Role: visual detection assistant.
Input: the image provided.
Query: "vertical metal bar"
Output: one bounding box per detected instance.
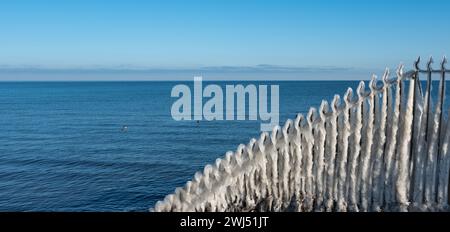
[409,71,418,202]
[436,57,447,200]
[424,57,433,142]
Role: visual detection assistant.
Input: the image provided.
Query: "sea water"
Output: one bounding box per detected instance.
[0,81,448,211]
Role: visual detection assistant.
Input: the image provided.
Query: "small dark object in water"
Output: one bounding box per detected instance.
[122,125,128,132]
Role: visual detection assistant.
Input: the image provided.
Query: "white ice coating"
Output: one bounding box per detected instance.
[370,72,388,212]
[347,84,364,212]
[383,73,401,209]
[359,79,375,212]
[395,66,415,211]
[152,59,450,212]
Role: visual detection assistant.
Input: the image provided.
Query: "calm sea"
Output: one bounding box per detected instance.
[0,81,448,211]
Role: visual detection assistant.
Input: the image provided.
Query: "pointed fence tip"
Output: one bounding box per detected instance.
[396,64,404,78]
[382,68,391,84]
[357,81,366,96]
[442,56,447,70]
[307,107,317,123]
[415,57,421,70]
[427,56,434,70]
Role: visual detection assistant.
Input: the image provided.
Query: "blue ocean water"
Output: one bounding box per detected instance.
[0,81,448,211]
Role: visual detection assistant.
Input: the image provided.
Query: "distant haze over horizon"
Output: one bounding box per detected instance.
[0,65,391,81]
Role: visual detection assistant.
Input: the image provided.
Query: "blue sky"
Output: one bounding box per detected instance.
[0,0,449,80]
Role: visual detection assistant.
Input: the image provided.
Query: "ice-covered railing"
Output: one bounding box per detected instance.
[152,57,450,212]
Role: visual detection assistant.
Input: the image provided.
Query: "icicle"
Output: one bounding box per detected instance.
[437,108,450,209]
[370,72,388,212]
[358,76,376,212]
[293,114,305,211]
[255,132,271,211]
[268,127,281,211]
[395,65,415,212]
[411,58,431,210]
[410,60,426,211]
[425,57,444,210]
[302,108,316,211]
[313,101,329,211]
[279,121,292,210]
[336,91,351,211]
[383,68,401,211]
[284,119,297,209]
[347,83,365,212]
[323,96,339,211]
[437,57,449,209]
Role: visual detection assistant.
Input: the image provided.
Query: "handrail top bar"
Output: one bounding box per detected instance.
[398,69,447,80]
[416,70,450,73]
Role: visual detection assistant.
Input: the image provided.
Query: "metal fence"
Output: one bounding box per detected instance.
[153,57,450,212]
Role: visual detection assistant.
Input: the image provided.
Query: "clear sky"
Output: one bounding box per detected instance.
[0,0,449,80]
